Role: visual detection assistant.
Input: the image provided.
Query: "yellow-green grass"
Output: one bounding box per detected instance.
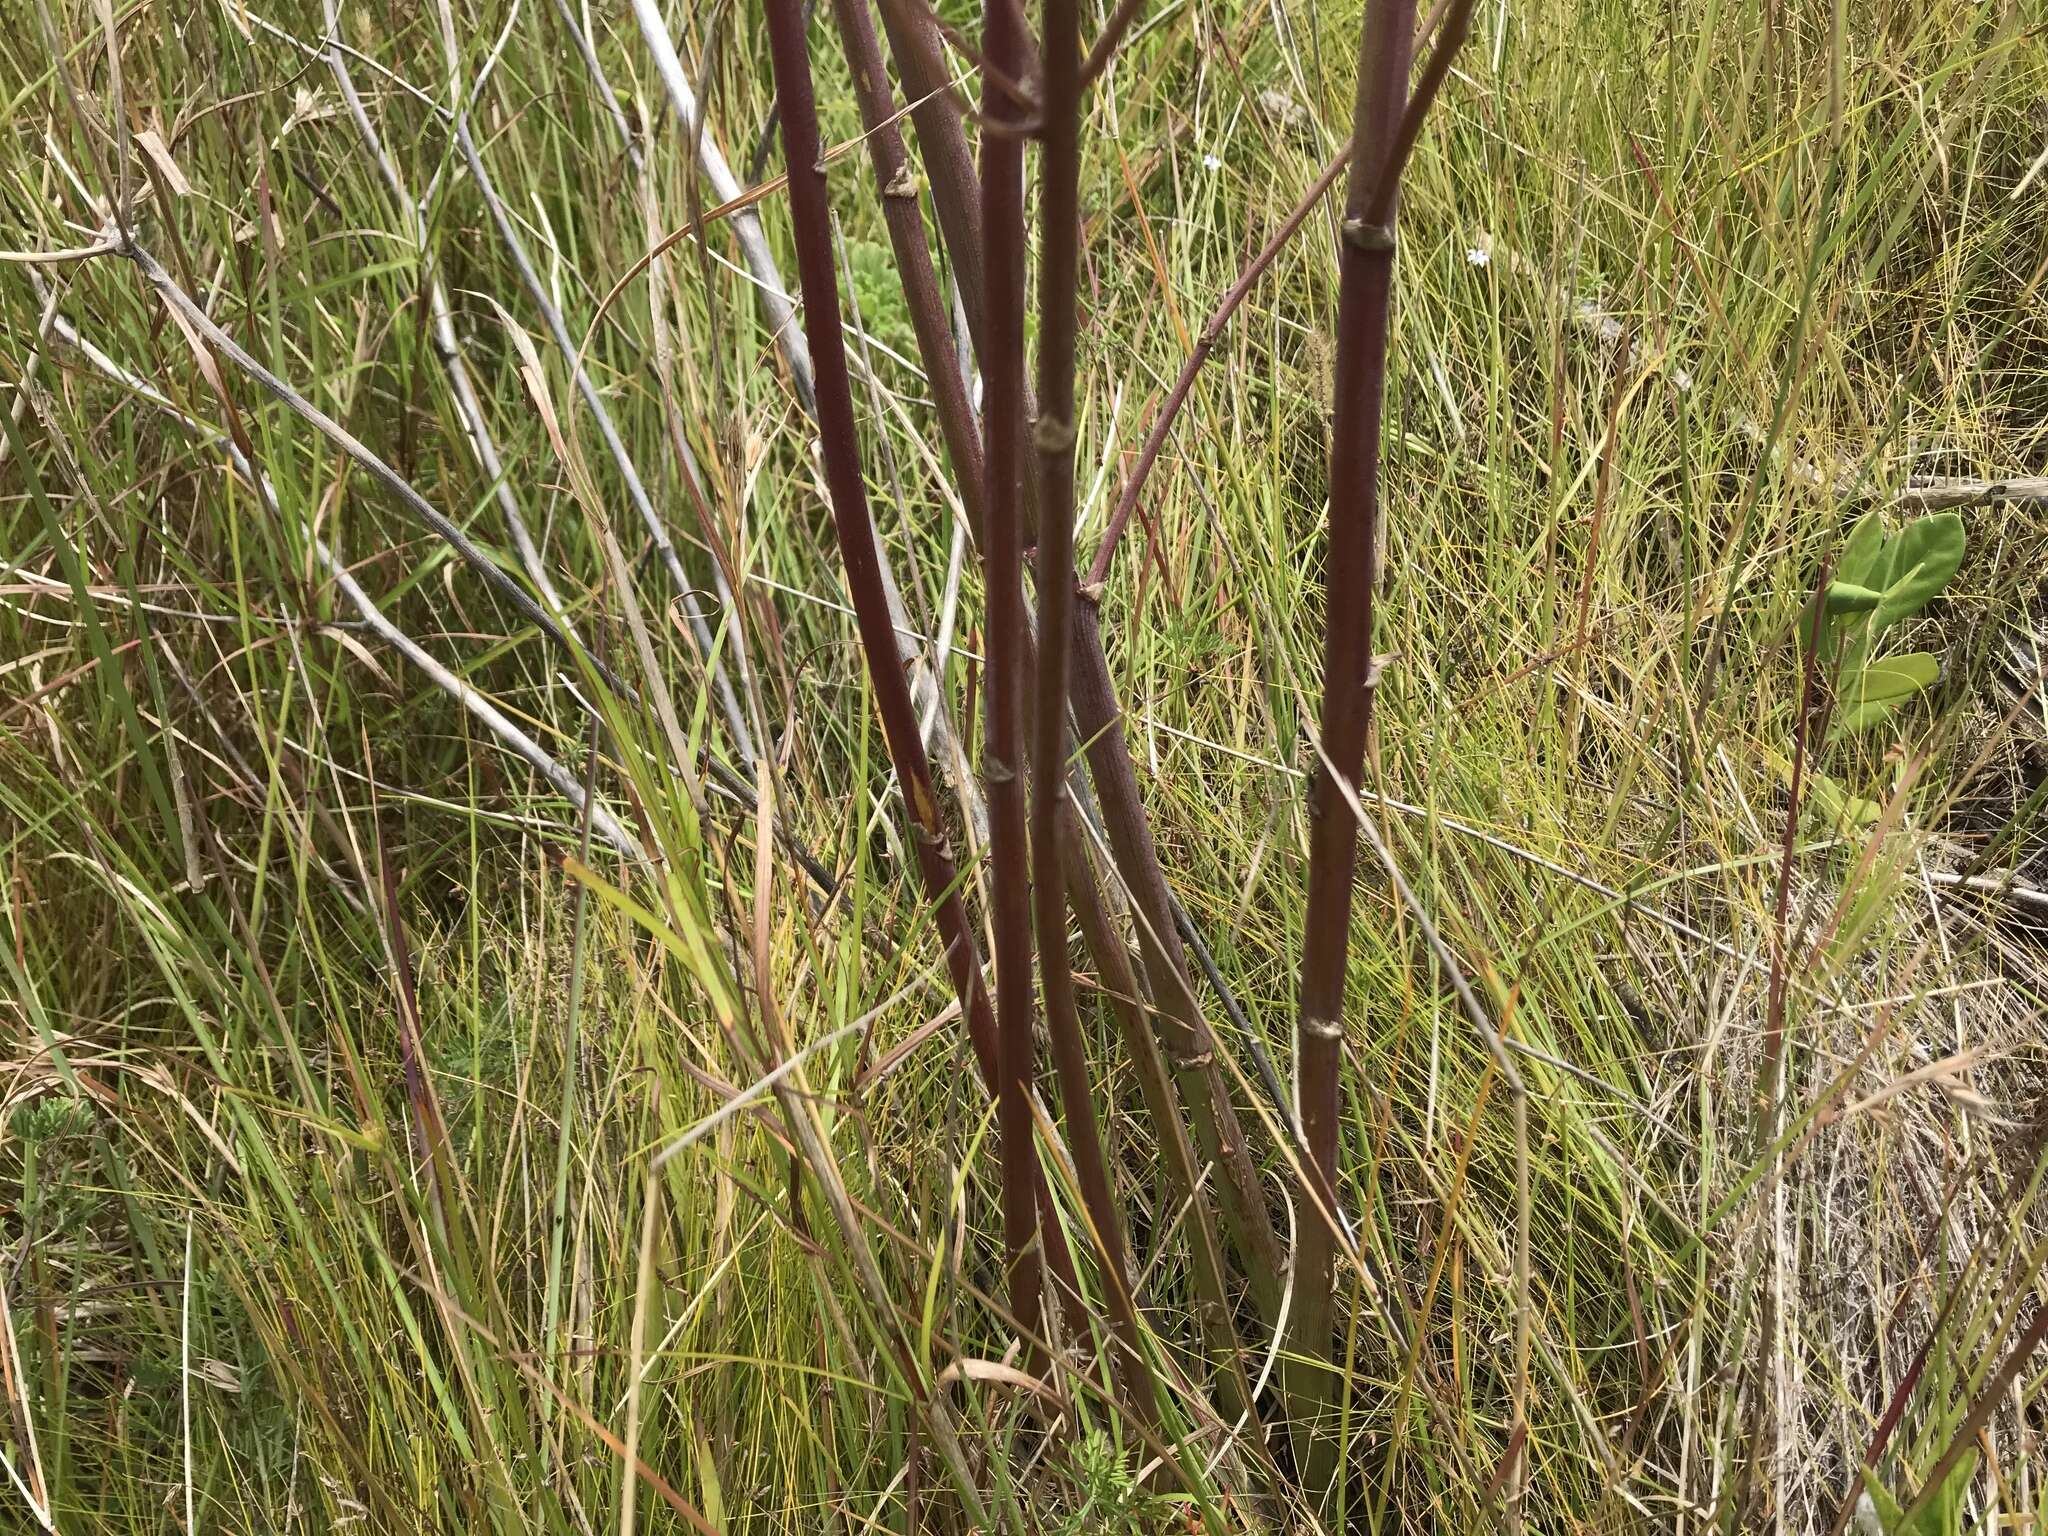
[2,0,2046,1529]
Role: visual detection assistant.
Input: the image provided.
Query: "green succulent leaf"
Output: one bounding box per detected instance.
[1853,651,1939,704]
[1835,697,1901,736]
[1858,1449,1980,1535]
[1831,652,1937,738]
[1861,1471,1908,1534]
[1825,581,1885,615]
[1838,509,1888,587]
[1807,770,1884,830]
[1876,1448,1978,1536]
[1873,513,1965,630]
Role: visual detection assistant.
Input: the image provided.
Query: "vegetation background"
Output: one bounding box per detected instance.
[2,0,2046,1529]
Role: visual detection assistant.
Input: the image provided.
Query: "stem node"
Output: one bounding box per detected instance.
[1342,217,1397,252]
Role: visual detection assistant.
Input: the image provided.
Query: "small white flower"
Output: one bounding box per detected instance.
[1202,154,1222,172]
[1465,246,1490,266]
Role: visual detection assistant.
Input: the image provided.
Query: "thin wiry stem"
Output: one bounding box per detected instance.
[1068,602,1288,1321]
[540,0,766,723]
[1085,0,1471,587]
[979,0,1045,1351]
[721,790,991,1524]
[1030,0,1152,1419]
[1079,0,1148,86]
[1084,143,1351,587]
[102,234,855,893]
[1056,808,1261,1435]
[1289,0,1423,1495]
[548,0,640,167]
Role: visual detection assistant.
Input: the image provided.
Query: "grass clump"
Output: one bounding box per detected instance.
[3,0,2047,1530]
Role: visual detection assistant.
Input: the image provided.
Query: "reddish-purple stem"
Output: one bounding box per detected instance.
[1029,0,1153,1414]
[830,0,986,535]
[874,0,989,353]
[1085,0,1472,589]
[1289,0,1419,1482]
[835,0,1249,1397]
[980,0,1044,1347]
[877,0,1287,1324]
[760,0,1087,1328]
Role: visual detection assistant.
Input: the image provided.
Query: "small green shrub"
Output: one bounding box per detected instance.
[1821,509,1966,740]
[1799,509,1967,828]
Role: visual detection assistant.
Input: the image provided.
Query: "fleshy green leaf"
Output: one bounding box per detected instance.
[1836,697,1903,735]
[1832,653,1938,738]
[1826,581,1885,614]
[1874,513,1966,630]
[1915,1448,1976,1536]
[1839,509,1888,587]
[1860,1447,1981,1535]
[1861,1471,1908,1534]
[1807,770,1884,829]
[1854,651,1939,704]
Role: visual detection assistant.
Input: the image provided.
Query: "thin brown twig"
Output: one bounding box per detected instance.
[44,306,643,858]
[1086,0,1474,587]
[1083,143,1352,588]
[119,240,624,698]
[1079,0,1148,86]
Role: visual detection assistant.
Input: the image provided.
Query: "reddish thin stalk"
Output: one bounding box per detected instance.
[831,0,986,536]
[874,0,988,353]
[1084,143,1352,587]
[1057,814,1259,1427]
[1763,570,1828,1094]
[832,0,1248,1405]
[760,0,1087,1327]
[876,0,1286,1322]
[1572,334,1634,657]
[1086,0,1472,588]
[980,0,1043,1348]
[1079,0,1147,85]
[1824,1278,1971,1536]
[1289,0,1420,1490]
[1030,0,1153,1419]
[1895,1302,2048,1531]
